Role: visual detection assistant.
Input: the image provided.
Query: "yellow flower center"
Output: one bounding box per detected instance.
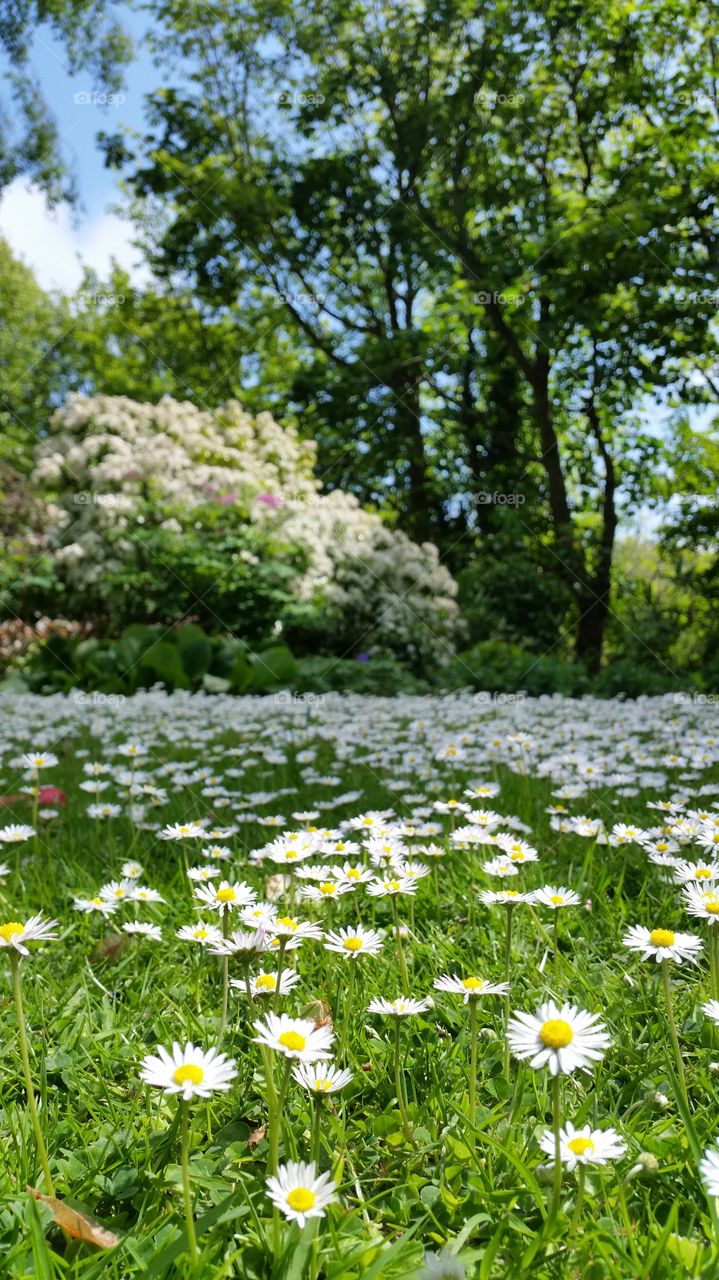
[217,887,236,902]
[697,868,712,879]
[504,890,519,897]
[540,1019,574,1049]
[279,1031,306,1052]
[173,1063,204,1085]
[286,850,297,859]
[319,882,336,895]
[462,977,484,991]
[706,901,719,914]
[649,929,675,947]
[276,916,297,931]
[255,974,276,991]
[346,869,360,880]
[0,921,24,942]
[91,897,104,906]
[387,880,401,891]
[287,1187,315,1212]
[549,895,564,904]
[194,929,208,939]
[314,1078,331,1092]
[567,1136,595,1155]
[343,937,363,951]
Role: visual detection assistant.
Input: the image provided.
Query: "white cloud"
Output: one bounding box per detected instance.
[0,180,151,293]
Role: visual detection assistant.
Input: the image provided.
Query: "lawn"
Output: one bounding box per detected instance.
[1,689,718,1278]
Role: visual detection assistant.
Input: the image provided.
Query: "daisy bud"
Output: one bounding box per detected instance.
[626,1152,659,1180]
[265,874,290,902]
[645,1089,669,1108]
[710,1062,719,1072]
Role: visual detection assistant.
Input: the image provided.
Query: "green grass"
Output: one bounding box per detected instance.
[0,692,718,1278]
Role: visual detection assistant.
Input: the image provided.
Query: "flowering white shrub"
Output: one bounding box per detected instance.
[34,395,459,664]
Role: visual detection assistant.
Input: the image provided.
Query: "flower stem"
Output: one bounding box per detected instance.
[661,959,689,1108]
[547,1073,562,1227]
[468,998,478,1147]
[552,913,560,986]
[273,940,288,1012]
[341,960,356,1056]
[710,928,719,1001]
[393,1019,416,1148]
[312,1094,323,1166]
[217,912,230,1046]
[9,952,55,1196]
[502,905,514,1080]
[569,1165,585,1236]
[391,898,409,990]
[179,1099,198,1271]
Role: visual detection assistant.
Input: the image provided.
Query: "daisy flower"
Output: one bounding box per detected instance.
[74,895,118,916]
[194,880,257,915]
[19,752,58,771]
[433,974,509,1002]
[700,1144,719,1196]
[331,862,374,886]
[0,913,58,955]
[507,1000,610,1076]
[323,925,384,959]
[683,884,719,923]
[176,922,223,947]
[265,1160,338,1227]
[133,886,165,904]
[121,861,144,879]
[539,1121,626,1170]
[367,996,433,1017]
[367,876,417,897]
[482,858,519,878]
[702,999,719,1025]
[209,927,267,957]
[0,824,36,843]
[300,880,353,902]
[673,860,719,885]
[533,885,581,910]
[622,925,703,964]
[480,888,535,905]
[99,878,137,904]
[292,1060,353,1094]
[253,1012,335,1061]
[233,970,301,998]
[123,922,162,940]
[140,1042,237,1099]
[266,915,324,942]
[161,821,205,841]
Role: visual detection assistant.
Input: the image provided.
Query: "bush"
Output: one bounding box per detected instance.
[444,639,589,696]
[19,624,297,696]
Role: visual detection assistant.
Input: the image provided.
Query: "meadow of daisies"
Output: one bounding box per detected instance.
[3,689,719,1278]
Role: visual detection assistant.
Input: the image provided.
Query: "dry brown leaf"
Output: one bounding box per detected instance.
[27,1188,120,1248]
[247,1123,268,1150]
[91,932,128,964]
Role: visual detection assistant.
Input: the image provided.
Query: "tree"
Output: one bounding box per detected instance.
[107,0,719,666]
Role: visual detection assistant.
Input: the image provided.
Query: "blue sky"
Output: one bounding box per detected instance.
[0,9,156,289]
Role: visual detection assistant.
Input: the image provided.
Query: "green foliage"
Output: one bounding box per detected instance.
[446,640,590,697]
[19,624,297,696]
[294,653,433,696]
[61,501,313,645]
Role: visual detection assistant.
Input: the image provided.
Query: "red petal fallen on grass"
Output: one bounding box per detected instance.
[38,786,67,807]
[26,1188,119,1248]
[0,786,67,809]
